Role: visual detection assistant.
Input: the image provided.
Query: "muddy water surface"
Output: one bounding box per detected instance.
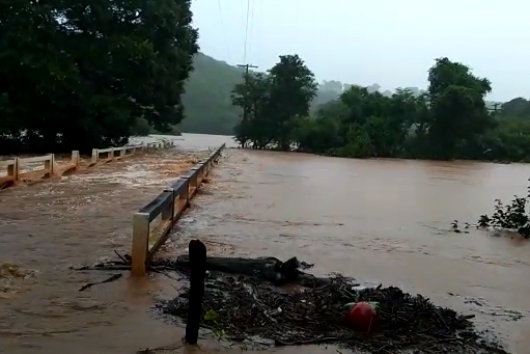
[1,133,529,354]
[174,138,530,354]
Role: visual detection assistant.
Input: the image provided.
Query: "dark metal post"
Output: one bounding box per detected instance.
[236,63,258,125]
[185,239,207,344]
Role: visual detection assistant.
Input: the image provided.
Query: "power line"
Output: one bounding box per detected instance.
[242,0,252,64]
[216,0,231,60]
[252,0,263,63]
[237,64,258,73]
[246,0,257,64]
[236,64,258,127]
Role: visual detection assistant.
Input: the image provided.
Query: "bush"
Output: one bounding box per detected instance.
[478,179,530,238]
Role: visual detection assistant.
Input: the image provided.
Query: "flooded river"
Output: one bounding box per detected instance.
[1,133,529,353]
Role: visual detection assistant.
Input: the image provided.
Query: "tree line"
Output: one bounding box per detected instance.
[0,0,198,154]
[232,55,530,162]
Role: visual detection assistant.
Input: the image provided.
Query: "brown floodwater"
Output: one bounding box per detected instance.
[1,133,530,354]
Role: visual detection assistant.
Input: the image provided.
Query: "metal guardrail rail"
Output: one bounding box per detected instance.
[130,143,226,276]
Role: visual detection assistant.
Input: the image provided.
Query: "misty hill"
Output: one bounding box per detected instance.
[179,54,500,135]
[179,53,245,135]
[179,54,353,135]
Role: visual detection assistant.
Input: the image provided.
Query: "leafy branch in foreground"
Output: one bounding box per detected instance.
[478,178,530,238]
[204,309,226,341]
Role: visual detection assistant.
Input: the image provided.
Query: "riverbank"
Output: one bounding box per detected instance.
[234,145,525,165]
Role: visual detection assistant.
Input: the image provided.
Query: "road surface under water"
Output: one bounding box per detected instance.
[1,133,529,354]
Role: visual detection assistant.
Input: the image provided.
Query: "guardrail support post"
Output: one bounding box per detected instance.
[185,239,207,345]
[91,149,98,164]
[177,177,190,213]
[162,188,175,226]
[120,149,126,158]
[188,168,197,196]
[44,154,55,177]
[109,147,114,160]
[7,158,19,181]
[131,212,150,276]
[71,150,80,167]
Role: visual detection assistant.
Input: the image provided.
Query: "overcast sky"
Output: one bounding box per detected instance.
[191,0,529,102]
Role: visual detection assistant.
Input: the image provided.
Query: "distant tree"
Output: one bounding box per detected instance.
[232,72,274,149]
[267,55,318,150]
[366,84,381,93]
[131,118,152,137]
[501,97,530,118]
[186,51,530,163]
[320,80,343,93]
[427,57,493,159]
[231,55,317,150]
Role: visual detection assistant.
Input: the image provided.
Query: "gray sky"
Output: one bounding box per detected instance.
[191,0,529,102]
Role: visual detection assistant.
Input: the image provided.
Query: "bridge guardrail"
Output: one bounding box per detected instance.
[131,143,226,276]
[89,140,172,166]
[0,139,175,189]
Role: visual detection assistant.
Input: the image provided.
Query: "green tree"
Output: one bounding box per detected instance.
[501,97,530,118]
[223,52,530,163]
[232,72,274,149]
[267,55,318,150]
[231,55,317,150]
[426,58,493,159]
[0,0,197,154]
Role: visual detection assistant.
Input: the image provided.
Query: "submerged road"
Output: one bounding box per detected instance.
[1,133,529,354]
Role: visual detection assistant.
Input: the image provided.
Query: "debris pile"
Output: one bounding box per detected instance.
[156,256,509,354]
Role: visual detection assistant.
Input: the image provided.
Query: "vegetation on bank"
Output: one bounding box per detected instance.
[477,180,530,238]
[0,0,197,154]
[2,0,530,164]
[231,55,530,162]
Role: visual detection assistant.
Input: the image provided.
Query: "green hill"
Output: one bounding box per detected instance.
[179,54,504,136]
[179,53,344,135]
[179,53,245,135]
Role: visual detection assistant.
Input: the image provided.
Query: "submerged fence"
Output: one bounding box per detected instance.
[131,143,226,276]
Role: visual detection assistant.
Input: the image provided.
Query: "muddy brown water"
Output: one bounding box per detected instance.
[1,133,530,354]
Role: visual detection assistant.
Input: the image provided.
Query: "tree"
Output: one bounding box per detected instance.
[232,72,274,149]
[320,80,343,93]
[0,0,198,154]
[231,55,317,151]
[501,97,530,119]
[221,52,530,163]
[267,55,318,150]
[427,58,493,159]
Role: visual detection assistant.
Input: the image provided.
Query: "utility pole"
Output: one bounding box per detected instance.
[487,102,502,114]
[237,63,258,75]
[236,63,258,127]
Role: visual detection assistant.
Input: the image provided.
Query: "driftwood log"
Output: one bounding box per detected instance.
[175,255,333,288]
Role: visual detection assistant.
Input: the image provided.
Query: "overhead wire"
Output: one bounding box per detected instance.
[242,0,252,64]
[216,0,231,61]
[253,0,263,64]
[246,0,257,64]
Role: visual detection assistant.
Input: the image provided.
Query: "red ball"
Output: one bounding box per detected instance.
[345,302,380,333]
